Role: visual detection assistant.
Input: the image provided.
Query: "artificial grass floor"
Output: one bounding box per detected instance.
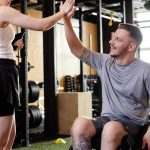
[13,137,72,150]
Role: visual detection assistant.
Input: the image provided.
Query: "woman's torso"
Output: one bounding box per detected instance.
[0,24,15,60]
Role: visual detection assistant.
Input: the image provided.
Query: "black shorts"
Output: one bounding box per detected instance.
[0,59,20,116]
[92,116,144,147]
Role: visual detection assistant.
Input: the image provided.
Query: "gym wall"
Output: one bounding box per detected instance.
[27,9,44,83]
[56,19,98,88]
[82,21,98,76]
[56,19,80,88]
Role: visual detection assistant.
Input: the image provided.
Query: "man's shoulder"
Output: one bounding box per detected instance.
[136,59,150,74]
[101,53,111,59]
[137,59,150,67]
[101,53,114,63]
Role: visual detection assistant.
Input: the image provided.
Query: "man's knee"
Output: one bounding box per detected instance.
[102,121,127,142]
[71,117,96,137]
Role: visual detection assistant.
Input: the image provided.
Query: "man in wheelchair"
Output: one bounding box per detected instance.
[63,10,150,150]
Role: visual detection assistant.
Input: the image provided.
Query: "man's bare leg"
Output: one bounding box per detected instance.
[71,117,96,150]
[101,121,127,150]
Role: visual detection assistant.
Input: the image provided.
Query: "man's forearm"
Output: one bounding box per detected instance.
[64,17,84,58]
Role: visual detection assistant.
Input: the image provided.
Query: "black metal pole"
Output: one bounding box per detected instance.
[97,0,103,53]
[78,5,84,92]
[43,0,57,137]
[124,0,133,23]
[20,0,29,146]
[120,0,126,23]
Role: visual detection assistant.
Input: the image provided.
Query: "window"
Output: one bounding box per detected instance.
[136,12,150,63]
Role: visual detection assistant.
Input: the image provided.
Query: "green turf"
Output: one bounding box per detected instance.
[13,137,72,150]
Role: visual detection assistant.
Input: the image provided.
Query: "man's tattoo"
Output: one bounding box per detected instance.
[72,135,91,150]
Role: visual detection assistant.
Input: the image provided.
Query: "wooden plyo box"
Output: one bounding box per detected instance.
[57,92,92,135]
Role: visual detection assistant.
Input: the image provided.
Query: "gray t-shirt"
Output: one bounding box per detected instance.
[80,48,150,125]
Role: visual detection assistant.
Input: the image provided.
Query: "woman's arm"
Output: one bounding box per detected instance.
[0,0,74,31]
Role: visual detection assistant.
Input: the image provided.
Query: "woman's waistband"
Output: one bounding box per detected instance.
[0,58,16,65]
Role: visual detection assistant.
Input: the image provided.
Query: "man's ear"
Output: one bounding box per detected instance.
[128,42,137,52]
